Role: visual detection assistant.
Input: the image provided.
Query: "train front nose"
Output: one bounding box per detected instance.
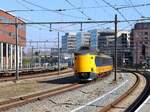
[74,55,92,73]
[74,54,96,81]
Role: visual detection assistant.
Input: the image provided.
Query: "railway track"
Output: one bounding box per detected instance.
[0,83,83,111]
[125,71,150,112]
[0,69,73,82]
[0,73,112,111]
[99,71,146,112]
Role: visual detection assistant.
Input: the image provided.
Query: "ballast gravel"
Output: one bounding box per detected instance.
[4,72,136,112]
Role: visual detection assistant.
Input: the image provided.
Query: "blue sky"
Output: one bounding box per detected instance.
[0,0,150,47]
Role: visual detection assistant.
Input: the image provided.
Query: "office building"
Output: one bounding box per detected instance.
[130,22,150,66]
[76,32,90,50]
[0,10,26,70]
[61,32,76,53]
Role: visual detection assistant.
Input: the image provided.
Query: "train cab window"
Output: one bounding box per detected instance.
[95,57,102,66]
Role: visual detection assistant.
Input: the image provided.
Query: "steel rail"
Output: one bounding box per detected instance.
[0,69,73,82]
[125,71,150,112]
[0,83,82,111]
[0,71,112,111]
[100,72,140,112]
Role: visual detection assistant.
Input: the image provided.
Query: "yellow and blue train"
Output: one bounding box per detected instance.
[74,47,113,81]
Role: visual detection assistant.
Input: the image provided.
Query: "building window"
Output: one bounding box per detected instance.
[145,32,148,35]
[140,56,143,59]
[8,32,11,36]
[145,37,148,40]
[145,41,148,44]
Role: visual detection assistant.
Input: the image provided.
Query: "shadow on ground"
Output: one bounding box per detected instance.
[38,75,80,84]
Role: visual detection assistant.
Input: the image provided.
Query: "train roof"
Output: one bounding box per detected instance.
[97,53,112,59]
[74,46,97,55]
[74,46,112,59]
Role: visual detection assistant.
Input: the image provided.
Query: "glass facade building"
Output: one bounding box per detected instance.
[76,32,90,50]
[61,32,76,53]
[89,29,115,53]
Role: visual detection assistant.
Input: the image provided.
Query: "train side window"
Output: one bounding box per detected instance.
[108,59,113,64]
[95,57,102,66]
[99,57,112,66]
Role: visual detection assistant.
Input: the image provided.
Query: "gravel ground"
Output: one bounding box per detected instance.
[0,72,75,101]
[4,72,136,112]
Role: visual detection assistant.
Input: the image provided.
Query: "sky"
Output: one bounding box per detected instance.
[0,0,150,48]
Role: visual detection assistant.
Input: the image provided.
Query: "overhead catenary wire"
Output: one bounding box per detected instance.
[0,13,88,32]
[64,0,92,20]
[91,0,113,29]
[15,0,31,10]
[15,0,66,32]
[16,15,81,33]
[10,0,150,32]
[93,0,111,17]
[11,0,149,31]
[17,16,67,32]
[16,0,118,31]
[124,0,143,17]
[20,0,86,20]
[4,1,150,27]
[65,0,111,30]
[117,2,150,10]
[6,5,132,13]
[101,0,132,26]
[0,18,150,25]
[27,40,57,43]
[15,0,94,32]
[82,23,110,30]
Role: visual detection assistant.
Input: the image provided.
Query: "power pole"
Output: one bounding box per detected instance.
[15,18,19,80]
[58,32,60,75]
[114,14,118,81]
